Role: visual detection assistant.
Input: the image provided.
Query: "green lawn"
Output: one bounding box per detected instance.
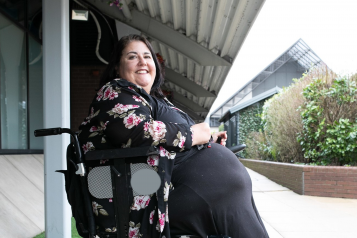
[33,217,81,238]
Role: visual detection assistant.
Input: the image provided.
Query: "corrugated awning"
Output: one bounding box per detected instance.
[79,0,265,122]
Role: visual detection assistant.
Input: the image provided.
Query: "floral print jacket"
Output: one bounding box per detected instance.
[78,79,194,238]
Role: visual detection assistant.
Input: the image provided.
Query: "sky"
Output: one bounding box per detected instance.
[208,0,357,119]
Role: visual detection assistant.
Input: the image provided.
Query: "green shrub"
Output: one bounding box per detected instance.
[238,101,264,158]
[259,68,332,162]
[245,130,274,160]
[297,74,357,165]
[255,66,357,166]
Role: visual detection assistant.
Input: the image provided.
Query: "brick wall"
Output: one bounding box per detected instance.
[240,159,304,194]
[303,166,357,199]
[240,159,357,199]
[70,65,106,130]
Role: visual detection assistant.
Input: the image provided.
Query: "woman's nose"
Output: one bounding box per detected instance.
[138,56,147,65]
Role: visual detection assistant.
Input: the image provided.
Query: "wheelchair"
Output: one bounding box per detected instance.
[35,127,245,238]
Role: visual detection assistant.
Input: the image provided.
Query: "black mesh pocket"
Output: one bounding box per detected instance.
[88,166,113,199]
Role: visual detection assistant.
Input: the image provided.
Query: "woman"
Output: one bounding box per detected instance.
[79,34,269,238]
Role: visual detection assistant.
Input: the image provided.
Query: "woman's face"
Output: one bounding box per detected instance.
[119,41,156,93]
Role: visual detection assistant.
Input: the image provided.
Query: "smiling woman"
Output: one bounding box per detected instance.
[78,34,268,238]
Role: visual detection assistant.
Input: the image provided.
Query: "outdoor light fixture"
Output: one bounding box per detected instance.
[72,9,89,21]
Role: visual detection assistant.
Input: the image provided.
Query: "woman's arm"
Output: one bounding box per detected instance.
[190,123,211,146]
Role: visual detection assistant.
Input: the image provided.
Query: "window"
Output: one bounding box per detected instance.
[0,0,43,153]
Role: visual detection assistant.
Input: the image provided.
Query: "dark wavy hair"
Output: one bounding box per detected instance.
[99,34,165,98]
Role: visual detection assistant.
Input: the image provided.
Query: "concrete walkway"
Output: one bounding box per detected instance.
[248,168,357,238]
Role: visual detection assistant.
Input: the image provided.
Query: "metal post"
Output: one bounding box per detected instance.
[43,0,71,237]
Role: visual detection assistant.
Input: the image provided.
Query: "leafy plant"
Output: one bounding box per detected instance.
[297,75,357,165]
[236,101,264,158]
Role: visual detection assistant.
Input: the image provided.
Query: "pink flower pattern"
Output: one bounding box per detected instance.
[179,136,186,148]
[132,95,142,102]
[165,205,169,223]
[82,142,95,154]
[158,210,165,232]
[163,182,170,202]
[131,195,151,211]
[123,113,143,129]
[110,103,139,115]
[128,226,140,238]
[96,86,105,101]
[89,121,108,132]
[149,210,155,224]
[159,146,176,160]
[104,87,119,100]
[147,121,167,142]
[143,122,150,132]
[147,155,159,166]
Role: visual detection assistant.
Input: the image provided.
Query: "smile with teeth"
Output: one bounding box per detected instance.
[136,70,148,74]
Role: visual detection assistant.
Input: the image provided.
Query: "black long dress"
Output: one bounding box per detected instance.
[78,79,269,238]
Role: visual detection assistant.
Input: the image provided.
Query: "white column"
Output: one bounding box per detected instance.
[42,0,71,237]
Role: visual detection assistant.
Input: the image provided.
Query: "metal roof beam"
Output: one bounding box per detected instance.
[173,93,208,112]
[126,9,231,66]
[171,100,204,121]
[165,68,216,97]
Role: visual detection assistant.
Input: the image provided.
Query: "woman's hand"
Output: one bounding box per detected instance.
[212,131,227,147]
[191,123,211,146]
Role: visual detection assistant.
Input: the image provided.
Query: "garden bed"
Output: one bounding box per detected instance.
[240,159,357,199]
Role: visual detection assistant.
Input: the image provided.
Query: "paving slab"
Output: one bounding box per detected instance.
[32,154,44,165]
[5,154,44,193]
[0,155,44,237]
[247,168,357,238]
[0,191,42,238]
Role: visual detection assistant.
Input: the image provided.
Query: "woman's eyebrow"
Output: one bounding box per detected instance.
[127,51,138,55]
[126,51,152,56]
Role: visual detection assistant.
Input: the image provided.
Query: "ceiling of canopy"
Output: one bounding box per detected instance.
[79,0,265,122]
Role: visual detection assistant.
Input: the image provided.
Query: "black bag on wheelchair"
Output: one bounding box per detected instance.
[57,143,90,237]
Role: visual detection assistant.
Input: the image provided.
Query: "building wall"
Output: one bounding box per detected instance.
[237,91,252,104]
[70,65,106,130]
[252,61,303,97]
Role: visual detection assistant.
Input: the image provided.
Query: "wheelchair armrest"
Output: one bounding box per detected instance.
[85,146,159,161]
[228,144,246,154]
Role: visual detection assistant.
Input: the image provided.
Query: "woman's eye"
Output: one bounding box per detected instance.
[145,55,152,59]
[128,55,137,60]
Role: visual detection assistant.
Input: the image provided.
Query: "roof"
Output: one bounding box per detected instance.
[211,38,324,121]
[219,86,281,122]
[77,0,266,122]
